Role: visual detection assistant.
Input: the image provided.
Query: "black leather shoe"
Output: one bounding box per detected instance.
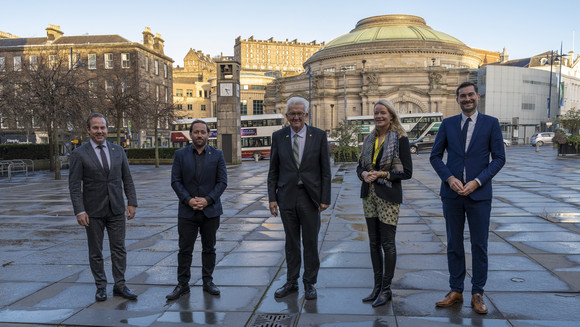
[304,283,317,300]
[113,286,138,300]
[362,286,381,302]
[95,288,107,302]
[166,284,190,300]
[274,282,298,298]
[203,282,220,296]
[372,290,392,307]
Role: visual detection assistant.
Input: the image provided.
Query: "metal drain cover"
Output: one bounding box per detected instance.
[248,313,298,327]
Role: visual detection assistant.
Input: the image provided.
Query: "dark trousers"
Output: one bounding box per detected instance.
[365,218,397,292]
[280,188,321,285]
[85,213,126,289]
[177,211,220,285]
[442,196,491,295]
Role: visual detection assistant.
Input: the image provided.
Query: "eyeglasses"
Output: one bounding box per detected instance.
[287,112,306,117]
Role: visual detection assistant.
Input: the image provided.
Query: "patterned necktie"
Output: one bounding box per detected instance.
[293,134,300,168]
[97,145,110,175]
[462,117,472,150]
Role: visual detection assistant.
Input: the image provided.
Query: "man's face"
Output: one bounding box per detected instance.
[286,103,308,132]
[87,117,108,145]
[190,122,208,148]
[456,85,480,115]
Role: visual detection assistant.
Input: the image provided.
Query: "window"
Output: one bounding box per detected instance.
[88,80,97,98]
[201,105,206,111]
[145,57,149,71]
[176,89,183,97]
[253,100,264,115]
[14,56,21,71]
[0,57,5,72]
[165,86,168,103]
[240,100,248,115]
[68,54,79,70]
[199,90,203,97]
[204,90,208,98]
[49,55,56,68]
[121,53,130,68]
[105,80,114,92]
[186,89,193,97]
[88,54,97,70]
[156,85,160,101]
[164,63,167,78]
[104,53,113,69]
[154,60,159,75]
[187,104,193,111]
[177,104,183,110]
[29,56,38,71]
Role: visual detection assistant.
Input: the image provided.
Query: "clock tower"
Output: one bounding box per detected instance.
[216,61,241,164]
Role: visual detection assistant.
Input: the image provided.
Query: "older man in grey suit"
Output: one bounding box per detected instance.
[268,97,331,300]
[69,113,138,302]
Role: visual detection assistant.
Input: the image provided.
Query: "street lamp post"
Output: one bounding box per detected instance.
[341,67,347,123]
[307,65,312,125]
[547,50,554,123]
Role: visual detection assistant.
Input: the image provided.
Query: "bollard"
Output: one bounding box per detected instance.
[535,143,540,152]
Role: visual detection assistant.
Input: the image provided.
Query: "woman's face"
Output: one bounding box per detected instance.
[374,103,392,130]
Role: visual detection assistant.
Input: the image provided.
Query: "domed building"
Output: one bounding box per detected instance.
[264,14,487,132]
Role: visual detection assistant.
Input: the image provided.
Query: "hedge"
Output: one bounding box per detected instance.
[125,147,180,159]
[0,144,50,160]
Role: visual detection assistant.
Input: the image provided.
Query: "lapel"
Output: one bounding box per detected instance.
[86,142,108,176]
[282,127,296,169]
[302,125,314,166]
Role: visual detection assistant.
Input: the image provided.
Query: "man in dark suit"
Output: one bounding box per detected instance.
[430,82,505,314]
[166,120,227,301]
[69,113,138,302]
[268,97,331,300]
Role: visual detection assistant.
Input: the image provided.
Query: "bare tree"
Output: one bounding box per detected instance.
[140,85,175,168]
[10,49,89,179]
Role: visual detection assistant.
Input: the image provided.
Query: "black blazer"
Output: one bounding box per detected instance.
[171,145,227,219]
[268,125,331,209]
[69,141,137,217]
[356,136,413,204]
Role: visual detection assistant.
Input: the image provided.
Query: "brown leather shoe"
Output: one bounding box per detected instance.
[435,291,463,307]
[471,293,488,314]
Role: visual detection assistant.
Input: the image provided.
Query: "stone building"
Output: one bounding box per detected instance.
[264,14,488,133]
[173,49,214,120]
[0,25,173,147]
[234,35,324,77]
[209,72,276,116]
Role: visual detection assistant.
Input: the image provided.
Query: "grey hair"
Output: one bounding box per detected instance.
[286,97,309,114]
[86,113,109,129]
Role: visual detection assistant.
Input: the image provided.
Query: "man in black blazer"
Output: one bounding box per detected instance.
[166,120,227,301]
[268,97,331,300]
[69,113,138,302]
[430,82,505,314]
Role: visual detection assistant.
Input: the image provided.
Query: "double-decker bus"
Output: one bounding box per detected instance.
[347,112,443,143]
[171,114,285,160]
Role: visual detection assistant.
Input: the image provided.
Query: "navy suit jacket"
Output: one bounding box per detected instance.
[430,112,505,201]
[268,125,331,209]
[171,145,227,219]
[69,141,137,217]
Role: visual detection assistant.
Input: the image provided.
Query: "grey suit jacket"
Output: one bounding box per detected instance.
[69,141,138,217]
[268,125,331,209]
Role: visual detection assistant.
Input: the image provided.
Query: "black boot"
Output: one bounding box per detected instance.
[363,218,383,302]
[372,223,397,307]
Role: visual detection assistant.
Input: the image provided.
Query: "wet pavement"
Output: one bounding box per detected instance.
[1,146,579,326]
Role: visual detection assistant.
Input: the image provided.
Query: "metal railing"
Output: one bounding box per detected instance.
[0,159,34,181]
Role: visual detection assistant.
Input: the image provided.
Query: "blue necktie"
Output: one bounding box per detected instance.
[462,117,472,150]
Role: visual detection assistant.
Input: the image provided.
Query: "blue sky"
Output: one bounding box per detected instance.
[2,0,578,66]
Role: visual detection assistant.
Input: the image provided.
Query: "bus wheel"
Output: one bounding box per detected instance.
[253,152,263,162]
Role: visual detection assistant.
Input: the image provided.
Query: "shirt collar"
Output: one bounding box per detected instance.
[462,111,479,124]
[90,139,106,149]
[290,125,307,138]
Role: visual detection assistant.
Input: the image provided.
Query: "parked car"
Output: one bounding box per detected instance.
[530,132,555,146]
[409,135,436,154]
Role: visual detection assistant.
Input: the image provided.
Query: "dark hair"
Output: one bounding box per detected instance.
[86,113,109,129]
[456,82,478,97]
[190,119,210,133]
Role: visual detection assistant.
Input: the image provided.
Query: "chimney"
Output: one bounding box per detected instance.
[153,33,164,54]
[142,27,154,48]
[46,24,63,41]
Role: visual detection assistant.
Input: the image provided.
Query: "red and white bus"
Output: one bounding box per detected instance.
[171,114,285,160]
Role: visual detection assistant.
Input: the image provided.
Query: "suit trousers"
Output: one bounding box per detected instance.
[177,211,220,285]
[280,187,321,285]
[85,212,127,289]
[442,196,491,295]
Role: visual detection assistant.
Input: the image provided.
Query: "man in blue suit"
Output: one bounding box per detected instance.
[166,120,227,300]
[430,82,505,314]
